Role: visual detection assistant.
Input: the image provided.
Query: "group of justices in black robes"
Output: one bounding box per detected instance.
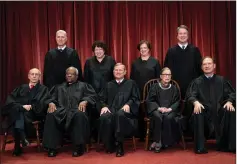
[2,64,140,158]
[2,68,52,156]
[42,26,202,142]
[3,25,235,158]
[185,56,236,154]
[97,63,140,157]
[146,67,181,153]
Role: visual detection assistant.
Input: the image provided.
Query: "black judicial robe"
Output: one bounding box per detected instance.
[164,44,202,99]
[50,81,97,129]
[98,79,140,148]
[186,75,236,150]
[99,79,140,117]
[84,55,116,94]
[146,83,181,145]
[2,83,51,129]
[43,47,83,90]
[130,56,161,98]
[146,83,180,115]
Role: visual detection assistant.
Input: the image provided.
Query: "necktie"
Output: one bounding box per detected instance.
[30,85,34,89]
[59,49,63,52]
[182,46,185,50]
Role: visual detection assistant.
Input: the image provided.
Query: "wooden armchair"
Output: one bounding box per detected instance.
[141,78,186,150]
[1,119,42,152]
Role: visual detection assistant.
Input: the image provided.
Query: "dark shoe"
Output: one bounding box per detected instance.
[72,150,84,157]
[106,148,115,154]
[195,149,208,154]
[22,139,30,147]
[154,146,161,153]
[12,147,23,156]
[116,142,124,157]
[72,145,84,157]
[106,150,114,154]
[48,149,57,157]
[106,145,115,154]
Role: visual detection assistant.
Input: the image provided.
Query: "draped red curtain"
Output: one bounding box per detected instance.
[0,1,236,103]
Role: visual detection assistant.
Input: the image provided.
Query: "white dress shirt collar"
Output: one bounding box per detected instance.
[178,43,188,49]
[116,78,124,84]
[57,45,66,50]
[204,74,214,79]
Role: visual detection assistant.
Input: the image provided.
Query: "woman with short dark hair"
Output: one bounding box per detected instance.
[84,41,116,94]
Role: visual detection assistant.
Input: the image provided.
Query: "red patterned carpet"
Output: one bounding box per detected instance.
[1,140,236,164]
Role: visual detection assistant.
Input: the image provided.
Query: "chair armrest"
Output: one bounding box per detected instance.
[32,121,40,125]
[144,117,150,122]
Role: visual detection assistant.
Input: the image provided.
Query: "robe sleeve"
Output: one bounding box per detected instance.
[146,84,160,115]
[222,79,236,105]
[185,80,199,104]
[164,49,172,68]
[49,85,59,106]
[170,86,181,113]
[30,86,52,117]
[81,83,97,107]
[110,58,116,78]
[155,60,161,78]
[125,81,140,116]
[70,50,83,81]
[83,60,90,84]
[130,63,135,80]
[2,87,25,116]
[98,84,109,110]
[194,47,203,76]
[43,52,54,89]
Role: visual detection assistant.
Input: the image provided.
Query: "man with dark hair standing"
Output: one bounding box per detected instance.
[43,30,82,90]
[164,25,202,101]
[186,56,235,154]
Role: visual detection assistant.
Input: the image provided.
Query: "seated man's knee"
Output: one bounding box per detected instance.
[100,112,112,121]
[46,113,54,120]
[115,109,125,117]
[75,111,87,119]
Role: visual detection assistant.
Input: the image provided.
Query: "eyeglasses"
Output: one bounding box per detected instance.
[161,74,172,76]
[66,73,77,76]
[29,73,40,76]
